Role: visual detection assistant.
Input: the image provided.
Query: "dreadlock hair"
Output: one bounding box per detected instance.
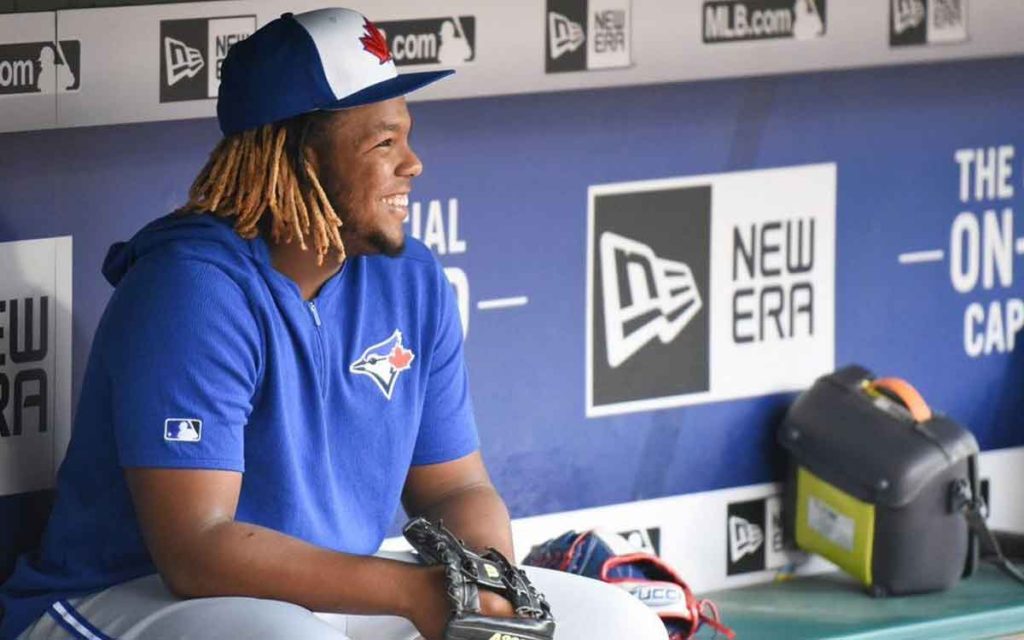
[180,113,345,265]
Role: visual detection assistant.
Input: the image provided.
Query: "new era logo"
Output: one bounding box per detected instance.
[726,498,767,575]
[164,418,202,442]
[164,37,204,86]
[892,0,926,35]
[890,0,967,46]
[600,232,703,368]
[588,185,712,413]
[159,15,255,103]
[726,495,790,575]
[548,12,585,59]
[546,0,631,73]
[728,515,764,562]
[587,165,835,417]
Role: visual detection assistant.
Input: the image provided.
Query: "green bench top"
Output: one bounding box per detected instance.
[698,564,1024,639]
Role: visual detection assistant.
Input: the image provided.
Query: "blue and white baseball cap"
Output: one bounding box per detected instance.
[217,8,453,136]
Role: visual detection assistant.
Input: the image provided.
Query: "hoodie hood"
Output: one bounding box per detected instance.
[102,213,257,287]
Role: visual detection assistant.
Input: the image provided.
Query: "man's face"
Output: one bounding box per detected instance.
[314,97,422,258]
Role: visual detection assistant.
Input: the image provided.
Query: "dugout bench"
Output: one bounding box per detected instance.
[699,564,1024,639]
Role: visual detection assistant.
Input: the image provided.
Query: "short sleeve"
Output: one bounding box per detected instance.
[410,267,480,465]
[102,259,261,472]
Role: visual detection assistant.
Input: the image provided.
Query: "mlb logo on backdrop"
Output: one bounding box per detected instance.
[546,0,631,73]
[703,0,826,43]
[890,0,967,46]
[587,165,836,416]
[159,15,256,102]
[618,527,662,555]
[376,16,476,67]
[0,40,80,95]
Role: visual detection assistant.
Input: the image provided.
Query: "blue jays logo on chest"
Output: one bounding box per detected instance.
[349,329,415,400]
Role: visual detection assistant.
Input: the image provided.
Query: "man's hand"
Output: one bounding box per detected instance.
[401,517,557,640]
[406,566,449,640]
[406,565,515,640]
[400,452,525,638]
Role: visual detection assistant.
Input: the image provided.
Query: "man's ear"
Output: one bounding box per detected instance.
[286,112,326,166]
[298,110,349,181]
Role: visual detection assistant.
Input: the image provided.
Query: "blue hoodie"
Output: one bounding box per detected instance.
[0,214,478,639]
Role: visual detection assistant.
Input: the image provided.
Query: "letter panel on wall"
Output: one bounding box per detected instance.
[586,165,836,416]
[0,237,73,496]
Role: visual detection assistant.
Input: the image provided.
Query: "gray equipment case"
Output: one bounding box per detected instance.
[779,365,981,596]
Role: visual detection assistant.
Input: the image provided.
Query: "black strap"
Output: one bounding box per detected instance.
[950,470,1024,587]
[964,505,1024,585]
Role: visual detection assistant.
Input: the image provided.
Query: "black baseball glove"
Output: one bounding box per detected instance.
[403,517,556,640]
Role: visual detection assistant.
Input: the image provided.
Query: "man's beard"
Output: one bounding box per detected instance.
[332,201,406,257]
[367,229,406,257]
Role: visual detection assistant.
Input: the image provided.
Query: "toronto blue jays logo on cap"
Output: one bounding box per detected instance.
[359,17,392,64]
[216,7,453,136]
[349,330,415,399]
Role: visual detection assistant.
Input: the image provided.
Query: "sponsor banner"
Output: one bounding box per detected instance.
[378,448,1023,592]
[897,145,1023,359]
[513,486,820,593]
[619,526,661,555]
[0,12,61,132]
[0,40,80,97]
[726,495,786,575]
[546,0,631,73]
[377,16,475,68]
[0,237,73,497]
[703,0,826,44]
[0,1,1019,132]
[383,481,822,593]
[159,15,256,102]
[890,0,967,47]
[587,165,836,416]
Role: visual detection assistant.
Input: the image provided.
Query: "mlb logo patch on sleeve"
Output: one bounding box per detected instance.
[164,418,202,442]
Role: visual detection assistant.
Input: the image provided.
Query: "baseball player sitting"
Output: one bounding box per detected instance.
[0,8,665,640]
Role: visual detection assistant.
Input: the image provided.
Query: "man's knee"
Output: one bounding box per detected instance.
[123,597,349,640]
[523,567,667,639]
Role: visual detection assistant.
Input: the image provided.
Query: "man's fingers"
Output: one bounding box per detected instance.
[479,589,515,617]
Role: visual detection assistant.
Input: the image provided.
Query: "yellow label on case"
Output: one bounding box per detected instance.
[796,466,876,586]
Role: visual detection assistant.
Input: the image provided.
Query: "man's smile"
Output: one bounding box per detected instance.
[382,193,410,220]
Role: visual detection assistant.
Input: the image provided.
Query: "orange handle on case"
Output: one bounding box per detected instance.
[869,377,933,422]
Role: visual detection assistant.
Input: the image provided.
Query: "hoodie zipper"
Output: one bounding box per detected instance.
[308,301,327,397]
